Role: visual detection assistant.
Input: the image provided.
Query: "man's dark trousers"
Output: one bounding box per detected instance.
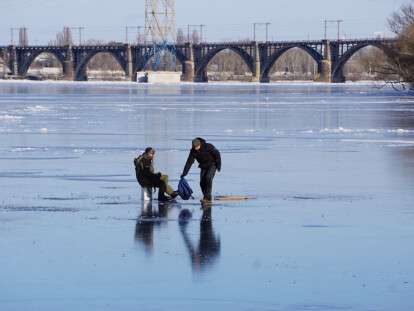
[200,166,216,201]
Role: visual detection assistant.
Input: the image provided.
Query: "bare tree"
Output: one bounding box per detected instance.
[386,2,414,86]
[389,3,414,35]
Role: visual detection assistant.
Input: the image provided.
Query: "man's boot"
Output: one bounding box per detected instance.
[170,191,179,199]
[200,196,212,204]
[158,192,170,202]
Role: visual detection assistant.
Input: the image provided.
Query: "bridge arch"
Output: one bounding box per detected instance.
[75,50,127,81]
[139,45,187,70]
[332,43,392,83]
[20,50,65,77]
[195,46,255,82]
[0,53,10,75]
[261,45,323,82]
[135,45,187,80]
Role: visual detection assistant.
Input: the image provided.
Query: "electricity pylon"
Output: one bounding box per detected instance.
[145,0,176,44]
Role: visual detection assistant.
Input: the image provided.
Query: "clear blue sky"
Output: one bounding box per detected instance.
[0,0,411,44]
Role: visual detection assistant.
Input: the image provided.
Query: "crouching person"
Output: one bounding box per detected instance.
[134,147,178,202]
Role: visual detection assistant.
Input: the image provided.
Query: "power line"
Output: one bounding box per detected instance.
[125,26,143,44]
[324,19,344,40]
[10,27,19,45]
[70,26,85,45]
[187,24,205,43]
[253,22,271,42]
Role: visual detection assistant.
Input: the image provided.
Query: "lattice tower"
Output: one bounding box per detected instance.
[144,0,176,44]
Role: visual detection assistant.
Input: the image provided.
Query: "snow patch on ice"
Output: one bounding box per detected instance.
[11,147,37,152]
[391,128,412,134]
[318,128,414,134]
[25,105,50,113]
[320,127,354,134]
[342,139,414,145]
[0,115,23,122]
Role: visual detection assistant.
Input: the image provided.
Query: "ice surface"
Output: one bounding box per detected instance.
[0,81,414,311]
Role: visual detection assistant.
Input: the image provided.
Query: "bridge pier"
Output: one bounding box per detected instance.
[125,44,135,81]
[317,40,332,83]
[9,46,19,78]
[332,70,346,83]
[319,61,332,83]
[63,46,74,80]
[0,50,6,78]
[252,42,261,83]
[182,43,195,82]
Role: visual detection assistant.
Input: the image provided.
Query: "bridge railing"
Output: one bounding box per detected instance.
[0,37,397,50]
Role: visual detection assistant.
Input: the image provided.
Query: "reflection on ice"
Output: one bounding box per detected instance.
[135,201,173,255]
[135,201,221,273]
[180,206,221,273]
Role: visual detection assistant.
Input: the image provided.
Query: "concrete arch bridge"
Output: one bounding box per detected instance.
[0,38,396,83]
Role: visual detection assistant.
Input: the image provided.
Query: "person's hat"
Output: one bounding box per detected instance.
[192,139,201,148]
[145,147,155,154]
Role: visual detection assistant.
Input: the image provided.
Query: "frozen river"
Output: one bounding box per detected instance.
[0,81,414,311]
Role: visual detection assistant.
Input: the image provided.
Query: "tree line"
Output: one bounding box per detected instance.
[383,2,414,87]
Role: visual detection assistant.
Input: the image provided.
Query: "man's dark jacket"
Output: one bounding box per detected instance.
[134,153,162,187]
[182,138,221,177]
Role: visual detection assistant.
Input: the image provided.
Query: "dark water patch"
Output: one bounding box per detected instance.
[10,145,140,152]
[111,217,144,221]
[289,304,352,311]
[0,217,21,222]
[176,137,275,143]
[42,196,88,201]
[0,157,79,161]
[0,156,79,160]
[321,150,359,153]
[287,194,370,202]
[207,134,277,139]
[221,146,270,154]
[293,196,322,200]
[62,176,134,183]
[0,171,43,177]
[1,206,79,212]
[63,174,129,178]
[98,201,140,206]
[0,172,134,183]
[3,131,145,137]
[221,149,257,154]
[59,174,132,183]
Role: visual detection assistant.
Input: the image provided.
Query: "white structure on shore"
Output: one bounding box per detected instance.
[137,71,181,83]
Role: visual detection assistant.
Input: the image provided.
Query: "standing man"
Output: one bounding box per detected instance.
[134,147,178,202]
[181,138,221,203]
